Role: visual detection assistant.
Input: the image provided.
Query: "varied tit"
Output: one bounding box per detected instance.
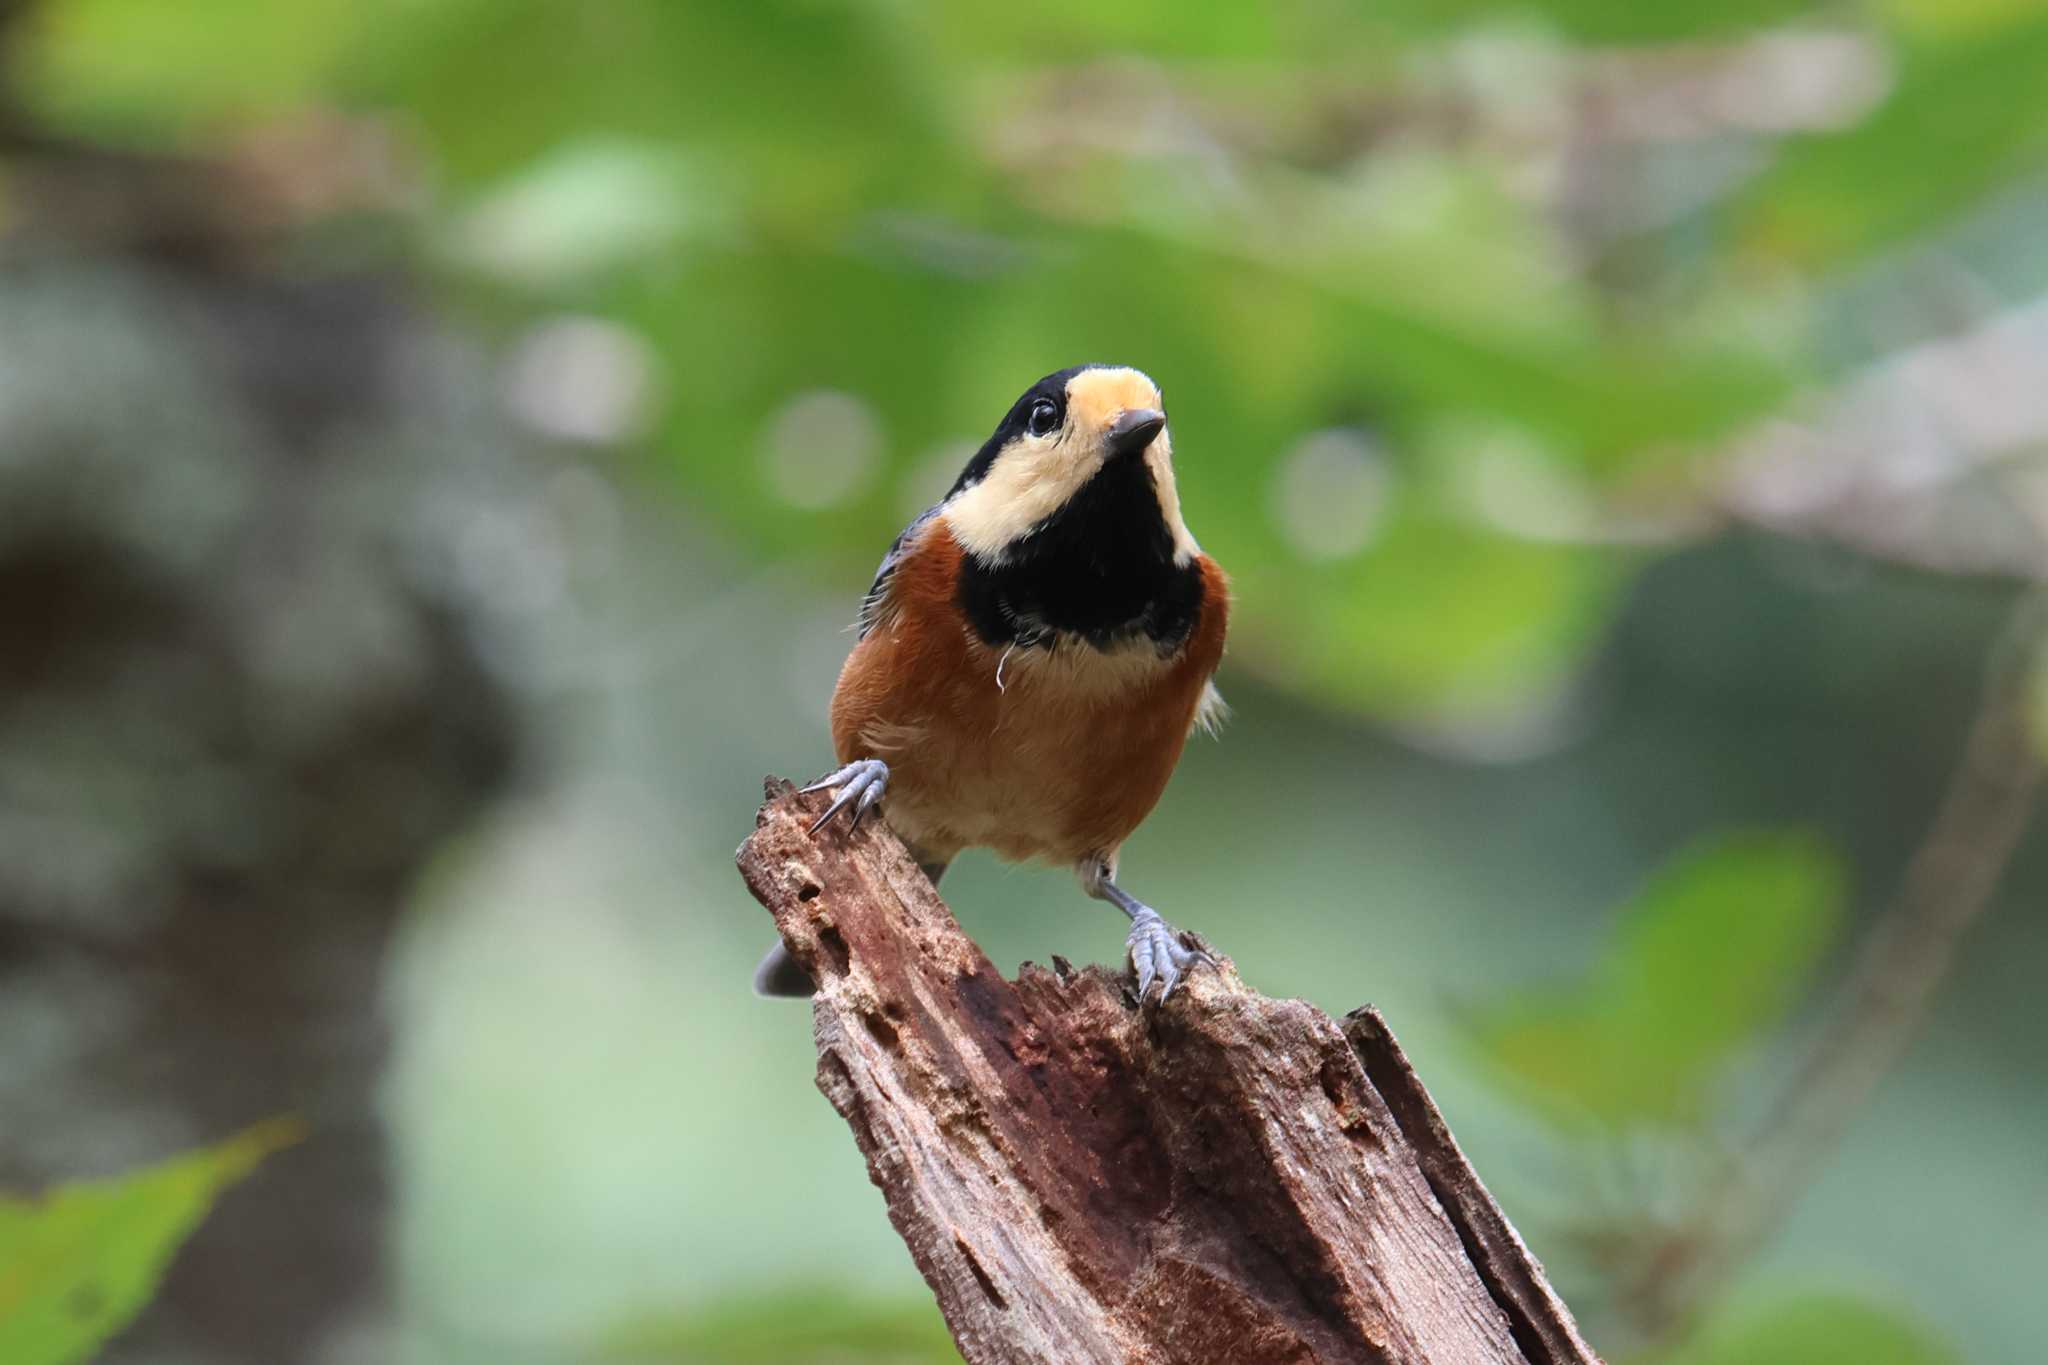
[755,364,1230,1004]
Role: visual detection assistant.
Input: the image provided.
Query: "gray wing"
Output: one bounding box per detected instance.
[857,505,939,639]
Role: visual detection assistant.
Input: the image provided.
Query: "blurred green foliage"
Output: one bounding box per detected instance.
[1652,1290,1958,1365]
[21,0,2007,731]
[595,1275,1953,1365]
[0,1120,300,1365]
[2031,648,2048,760]
[1466,831,1845,1128]
[6,0,2045,1361]
[1738,12,2048,264]
[602,1288,958,1365]
[12,0,2044,735]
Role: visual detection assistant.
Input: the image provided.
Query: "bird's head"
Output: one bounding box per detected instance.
[943,364,1198,568]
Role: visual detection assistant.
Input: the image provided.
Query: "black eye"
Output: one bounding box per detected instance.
[1026,398,1060,438]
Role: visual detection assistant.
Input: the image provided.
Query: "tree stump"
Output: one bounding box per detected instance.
[738,779,1601,1365]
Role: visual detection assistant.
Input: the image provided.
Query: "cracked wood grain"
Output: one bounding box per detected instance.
[738,778,1601,1365]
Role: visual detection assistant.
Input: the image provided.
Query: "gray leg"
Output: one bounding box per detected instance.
[803,758,889,834]
[1080,860,1214,1003]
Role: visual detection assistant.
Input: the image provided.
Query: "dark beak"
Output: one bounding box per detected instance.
[1108,408,1166,457]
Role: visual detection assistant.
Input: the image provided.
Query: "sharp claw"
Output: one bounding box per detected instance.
[809,784,862,835]
[800,763,855,796]
[1123,908,1217,1007]
[805,760,889,836]
[850,784,883,832]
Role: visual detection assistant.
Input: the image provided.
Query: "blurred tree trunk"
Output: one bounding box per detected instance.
[0,148,531,1359]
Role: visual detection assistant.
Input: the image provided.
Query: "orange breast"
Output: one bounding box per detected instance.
[829,519,1228,868]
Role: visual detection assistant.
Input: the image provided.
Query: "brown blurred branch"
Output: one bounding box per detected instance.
[1625,590,2046,1339]
[737,780,1602,1365]
[1711,297,2048,582]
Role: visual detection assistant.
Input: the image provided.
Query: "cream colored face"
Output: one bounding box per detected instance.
[944,366,1199,565]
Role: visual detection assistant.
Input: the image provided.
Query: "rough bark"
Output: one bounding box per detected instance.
[737,779,1602,1365]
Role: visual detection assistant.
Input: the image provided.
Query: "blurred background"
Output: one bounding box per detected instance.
[1,1,2043,1362]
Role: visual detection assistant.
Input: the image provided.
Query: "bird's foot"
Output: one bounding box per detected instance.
[802,758,889,834]
[1127,905,1213,1004]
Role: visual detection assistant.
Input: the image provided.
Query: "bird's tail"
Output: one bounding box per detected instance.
[752,942,815,997]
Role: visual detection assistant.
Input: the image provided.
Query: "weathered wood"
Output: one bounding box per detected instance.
[738,779,1602,1365]
[1345,1010,1602,1365]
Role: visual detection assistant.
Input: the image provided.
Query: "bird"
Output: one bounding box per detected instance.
[754,364,1230,1004]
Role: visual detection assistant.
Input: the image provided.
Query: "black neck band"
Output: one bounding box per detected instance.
[955,456,1203,654]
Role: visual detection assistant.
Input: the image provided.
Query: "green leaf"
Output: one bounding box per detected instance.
[919,0,1307,62]
[8,0,376,140]
[1736,13,2048,266]
[437,139,711,289]
[1229,513,1623,731]
[1657,1289,1958,1365]
[600,1287,959,1364]
[2029,648,2048,762]
[371,0,958,210]
[1465,832,1847,1129]
[1380,0,1827,44]
[0,1119,304,1365]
